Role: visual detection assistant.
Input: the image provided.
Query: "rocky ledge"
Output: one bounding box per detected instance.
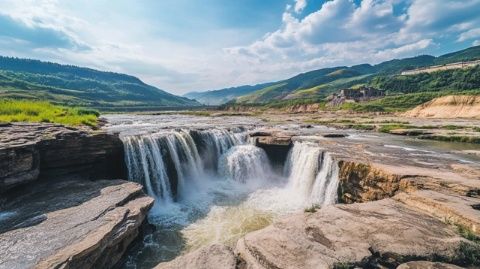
[158,129,480,269]
[0,123,125,192]
[0,123,148,269]
[0,179,153,269]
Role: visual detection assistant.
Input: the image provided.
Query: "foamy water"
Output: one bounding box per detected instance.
[105,115,339,269]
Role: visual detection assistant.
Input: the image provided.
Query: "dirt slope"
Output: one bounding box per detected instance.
[404,95,480,118]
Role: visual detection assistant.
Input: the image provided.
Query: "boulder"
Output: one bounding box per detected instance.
[0,179,154,269]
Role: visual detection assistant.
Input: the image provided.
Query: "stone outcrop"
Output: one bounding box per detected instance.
[0,123,125,192]
[250,130,293,165]
[0,179,153,269]
[235,199,471,269]
[404,95,480,119]
[337,161,414,203]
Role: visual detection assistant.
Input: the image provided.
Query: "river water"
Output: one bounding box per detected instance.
[105,114,340,269]
[104,114,480,268]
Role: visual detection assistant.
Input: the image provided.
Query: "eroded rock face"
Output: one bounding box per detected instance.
[337,161,413,203]
[0,179,153,269]
[0,123,125,192]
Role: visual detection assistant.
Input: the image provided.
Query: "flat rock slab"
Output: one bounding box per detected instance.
[236,199,469,269]
[0,179,153,269]
[155,244,237,269]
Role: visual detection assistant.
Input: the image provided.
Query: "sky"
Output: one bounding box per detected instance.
[0,0,480,95]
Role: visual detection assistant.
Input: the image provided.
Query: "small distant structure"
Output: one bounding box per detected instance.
[401,59,480,76]
[327,86,385,106]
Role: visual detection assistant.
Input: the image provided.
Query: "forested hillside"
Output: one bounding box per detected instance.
[188,45,480,105]
[0,57,200,111]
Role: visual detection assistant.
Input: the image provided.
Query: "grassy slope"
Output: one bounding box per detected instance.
[231,45,480,105]
[0,57,199,111]
[0,99,99,127]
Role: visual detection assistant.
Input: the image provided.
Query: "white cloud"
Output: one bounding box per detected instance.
[474,40,480,46]
[0,0,479,94]
[226,0,480,81]
[294,0,307,13]
[458,28,480,42]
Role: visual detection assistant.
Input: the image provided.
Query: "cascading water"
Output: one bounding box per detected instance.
[123,129,247,203]
[110,115,341,269]
[219,145,273,184]
[284,141,340,206]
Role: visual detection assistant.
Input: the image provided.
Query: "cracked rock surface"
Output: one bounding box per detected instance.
[0,179,153,269]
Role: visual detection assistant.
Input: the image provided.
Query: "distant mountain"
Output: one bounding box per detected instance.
[230,45,480,104]
[0,57,200,110]
[184,82,276,105]
[434,46,480,65]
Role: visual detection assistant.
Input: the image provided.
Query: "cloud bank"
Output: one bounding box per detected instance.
[0,0,479,93]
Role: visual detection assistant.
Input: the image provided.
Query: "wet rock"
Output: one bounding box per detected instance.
[0,123,125,192]
[154,244,237,269]
[0,179,153,269]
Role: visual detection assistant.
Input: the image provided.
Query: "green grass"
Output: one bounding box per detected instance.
[0,99,99,127]
[455,225,480,266]
[378,124,413,133]
[418,135,480,144]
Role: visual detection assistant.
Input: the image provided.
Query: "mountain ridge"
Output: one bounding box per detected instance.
[187,45,480,105]
[0,56,200,111]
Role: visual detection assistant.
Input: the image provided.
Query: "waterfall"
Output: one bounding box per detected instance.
[219,145,272,183]
[193,129,246,171]
[122,129,248,203]
[123,135,173,203]
[284,142,339,206]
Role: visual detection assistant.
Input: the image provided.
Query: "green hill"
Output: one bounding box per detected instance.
[0,57,200,111]
[223,45,480,104]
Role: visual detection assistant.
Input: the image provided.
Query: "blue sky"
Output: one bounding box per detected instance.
[0,0,480,94]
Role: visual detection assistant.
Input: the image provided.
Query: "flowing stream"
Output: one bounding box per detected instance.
[105,115,340,269]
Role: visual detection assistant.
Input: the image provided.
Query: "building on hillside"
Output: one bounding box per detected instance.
[340,86,384,100]
[327,86,384,106]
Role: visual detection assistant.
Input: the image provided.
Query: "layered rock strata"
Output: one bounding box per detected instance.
[0,123,125,192]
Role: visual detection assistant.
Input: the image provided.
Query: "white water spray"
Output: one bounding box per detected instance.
[219,145,273,184]
[284,141,339,206]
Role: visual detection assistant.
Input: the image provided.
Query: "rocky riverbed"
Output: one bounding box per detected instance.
[152,119,480,269]
[1,116,480,269]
